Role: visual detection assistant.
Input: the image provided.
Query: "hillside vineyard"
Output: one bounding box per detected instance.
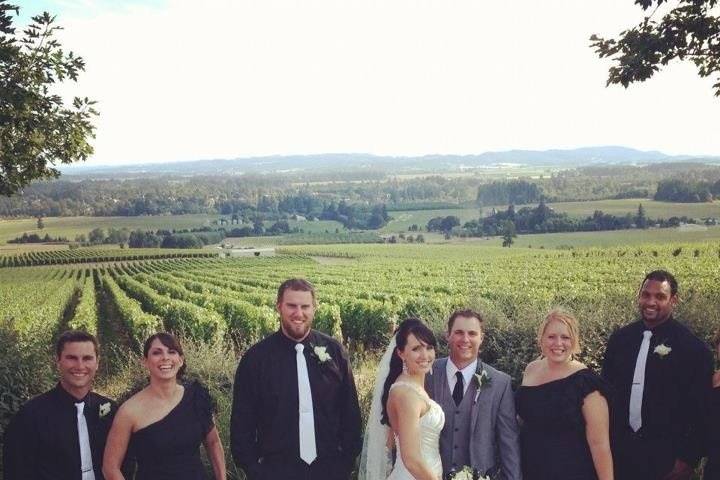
[2,243,718,375]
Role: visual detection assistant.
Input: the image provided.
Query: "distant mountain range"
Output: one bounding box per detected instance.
[60,146,720,176]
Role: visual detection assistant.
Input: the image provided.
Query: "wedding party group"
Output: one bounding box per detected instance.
[2,271,719,480]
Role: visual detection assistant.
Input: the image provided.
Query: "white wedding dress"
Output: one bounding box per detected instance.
[387,381,445,480]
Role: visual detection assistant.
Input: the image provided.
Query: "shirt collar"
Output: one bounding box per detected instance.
[447,357,478,386]
[53,383,91,406]
[641,316,676,337]
[276,328,316,350]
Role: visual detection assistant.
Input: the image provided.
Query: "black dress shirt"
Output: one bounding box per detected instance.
[231,329,362,478]
[601,317,713,466]
[2,384,117,480]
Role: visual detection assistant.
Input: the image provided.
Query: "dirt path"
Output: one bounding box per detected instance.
[95,272,134,378]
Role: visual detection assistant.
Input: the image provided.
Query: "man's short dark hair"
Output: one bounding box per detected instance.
[55,330,99,358]
[276,278,316,305]
[641,270,678,296]
[447,309,484,332]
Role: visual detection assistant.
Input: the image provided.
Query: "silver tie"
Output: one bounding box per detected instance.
[75,402,96,480]
[629,330,653,432]
[295,344,317,464]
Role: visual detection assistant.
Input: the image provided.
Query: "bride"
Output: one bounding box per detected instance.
[359,318,444,480]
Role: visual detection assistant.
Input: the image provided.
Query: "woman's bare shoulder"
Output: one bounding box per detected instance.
[117,389,149,421]
[388,383,426,411]
[569,360,588,372]
[523,359,543,377]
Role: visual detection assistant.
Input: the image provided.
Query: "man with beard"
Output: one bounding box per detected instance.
[602,270,713,480]
[231,278,362,480]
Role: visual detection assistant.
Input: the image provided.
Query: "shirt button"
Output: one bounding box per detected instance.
[454,445,458,449]
[454,428,459,432]
[455,410,460,415]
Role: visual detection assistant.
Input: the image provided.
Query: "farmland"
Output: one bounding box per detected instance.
[2,198,718,247]
[383,199,720,233]
[0,215,219,244]
[0,215,345,244]
[3,239,719,374]
[1,241,719,479]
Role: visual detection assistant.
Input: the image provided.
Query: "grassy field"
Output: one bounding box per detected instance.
[447,225,720,249]
[220,231,382,248]
[389,165,561,180]
[3,198,717,249]
[0,215,346,245]
[283,219,345,233]
[383,208,482,232]
[0,214,220,244]
[546,198,720,219]
[384,199,720,233]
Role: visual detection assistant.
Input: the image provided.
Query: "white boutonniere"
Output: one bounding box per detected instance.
[313,345,332,363]
[99,402,111,418]
[473,369,491,403]
[654,343,672,358]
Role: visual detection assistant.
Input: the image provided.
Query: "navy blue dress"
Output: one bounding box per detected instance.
[516,369,608,480]
[129,381,215,480]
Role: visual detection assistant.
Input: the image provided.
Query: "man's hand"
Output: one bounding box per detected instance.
[662,459,693,480]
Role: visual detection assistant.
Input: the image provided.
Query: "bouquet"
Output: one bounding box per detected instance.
[446,466,490,480]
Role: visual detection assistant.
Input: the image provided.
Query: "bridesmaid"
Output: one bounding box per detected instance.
[103,332,226,480]
[516,309,613,480]
[704,330,720,479]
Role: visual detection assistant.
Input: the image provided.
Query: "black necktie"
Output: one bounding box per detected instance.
[452,371,464,406]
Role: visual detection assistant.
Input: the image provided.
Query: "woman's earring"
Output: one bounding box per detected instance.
[402,360,408,373]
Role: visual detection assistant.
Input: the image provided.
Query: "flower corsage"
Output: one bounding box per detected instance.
[653,343,672,358]
[473,369,491,403]
[99,402,112,418]
[309,344,333,366]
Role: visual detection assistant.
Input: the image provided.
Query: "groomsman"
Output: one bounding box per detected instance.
[3,331,118,480]
[426,309,522,480]
[602,270,713,480]
[231,278,362,480]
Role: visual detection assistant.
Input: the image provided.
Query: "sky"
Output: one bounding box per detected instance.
[15,0,720,165]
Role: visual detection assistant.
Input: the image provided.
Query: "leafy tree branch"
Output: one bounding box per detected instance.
[591,0,720,96]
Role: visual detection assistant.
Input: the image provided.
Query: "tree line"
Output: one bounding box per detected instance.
[3,163,720,219]
[654,178,720,203]
[427,202,711,243]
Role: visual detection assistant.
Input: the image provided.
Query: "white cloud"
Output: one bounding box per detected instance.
[47,0,720,164]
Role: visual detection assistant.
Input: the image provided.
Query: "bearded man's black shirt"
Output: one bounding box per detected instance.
[231,329,362,479]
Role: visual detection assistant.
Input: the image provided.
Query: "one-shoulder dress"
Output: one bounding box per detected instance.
[387,381,445,480]
[129,381,216,480]
[516,368,609,480]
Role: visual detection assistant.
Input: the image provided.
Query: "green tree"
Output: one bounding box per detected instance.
[636,203,648,229]
[1,2,98,196]
[501,220,517,247]
[88,227,105,244]
[591,0,720,96]
[36,215,43,229]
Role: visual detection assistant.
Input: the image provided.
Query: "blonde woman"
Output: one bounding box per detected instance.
[516,309,613,480]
